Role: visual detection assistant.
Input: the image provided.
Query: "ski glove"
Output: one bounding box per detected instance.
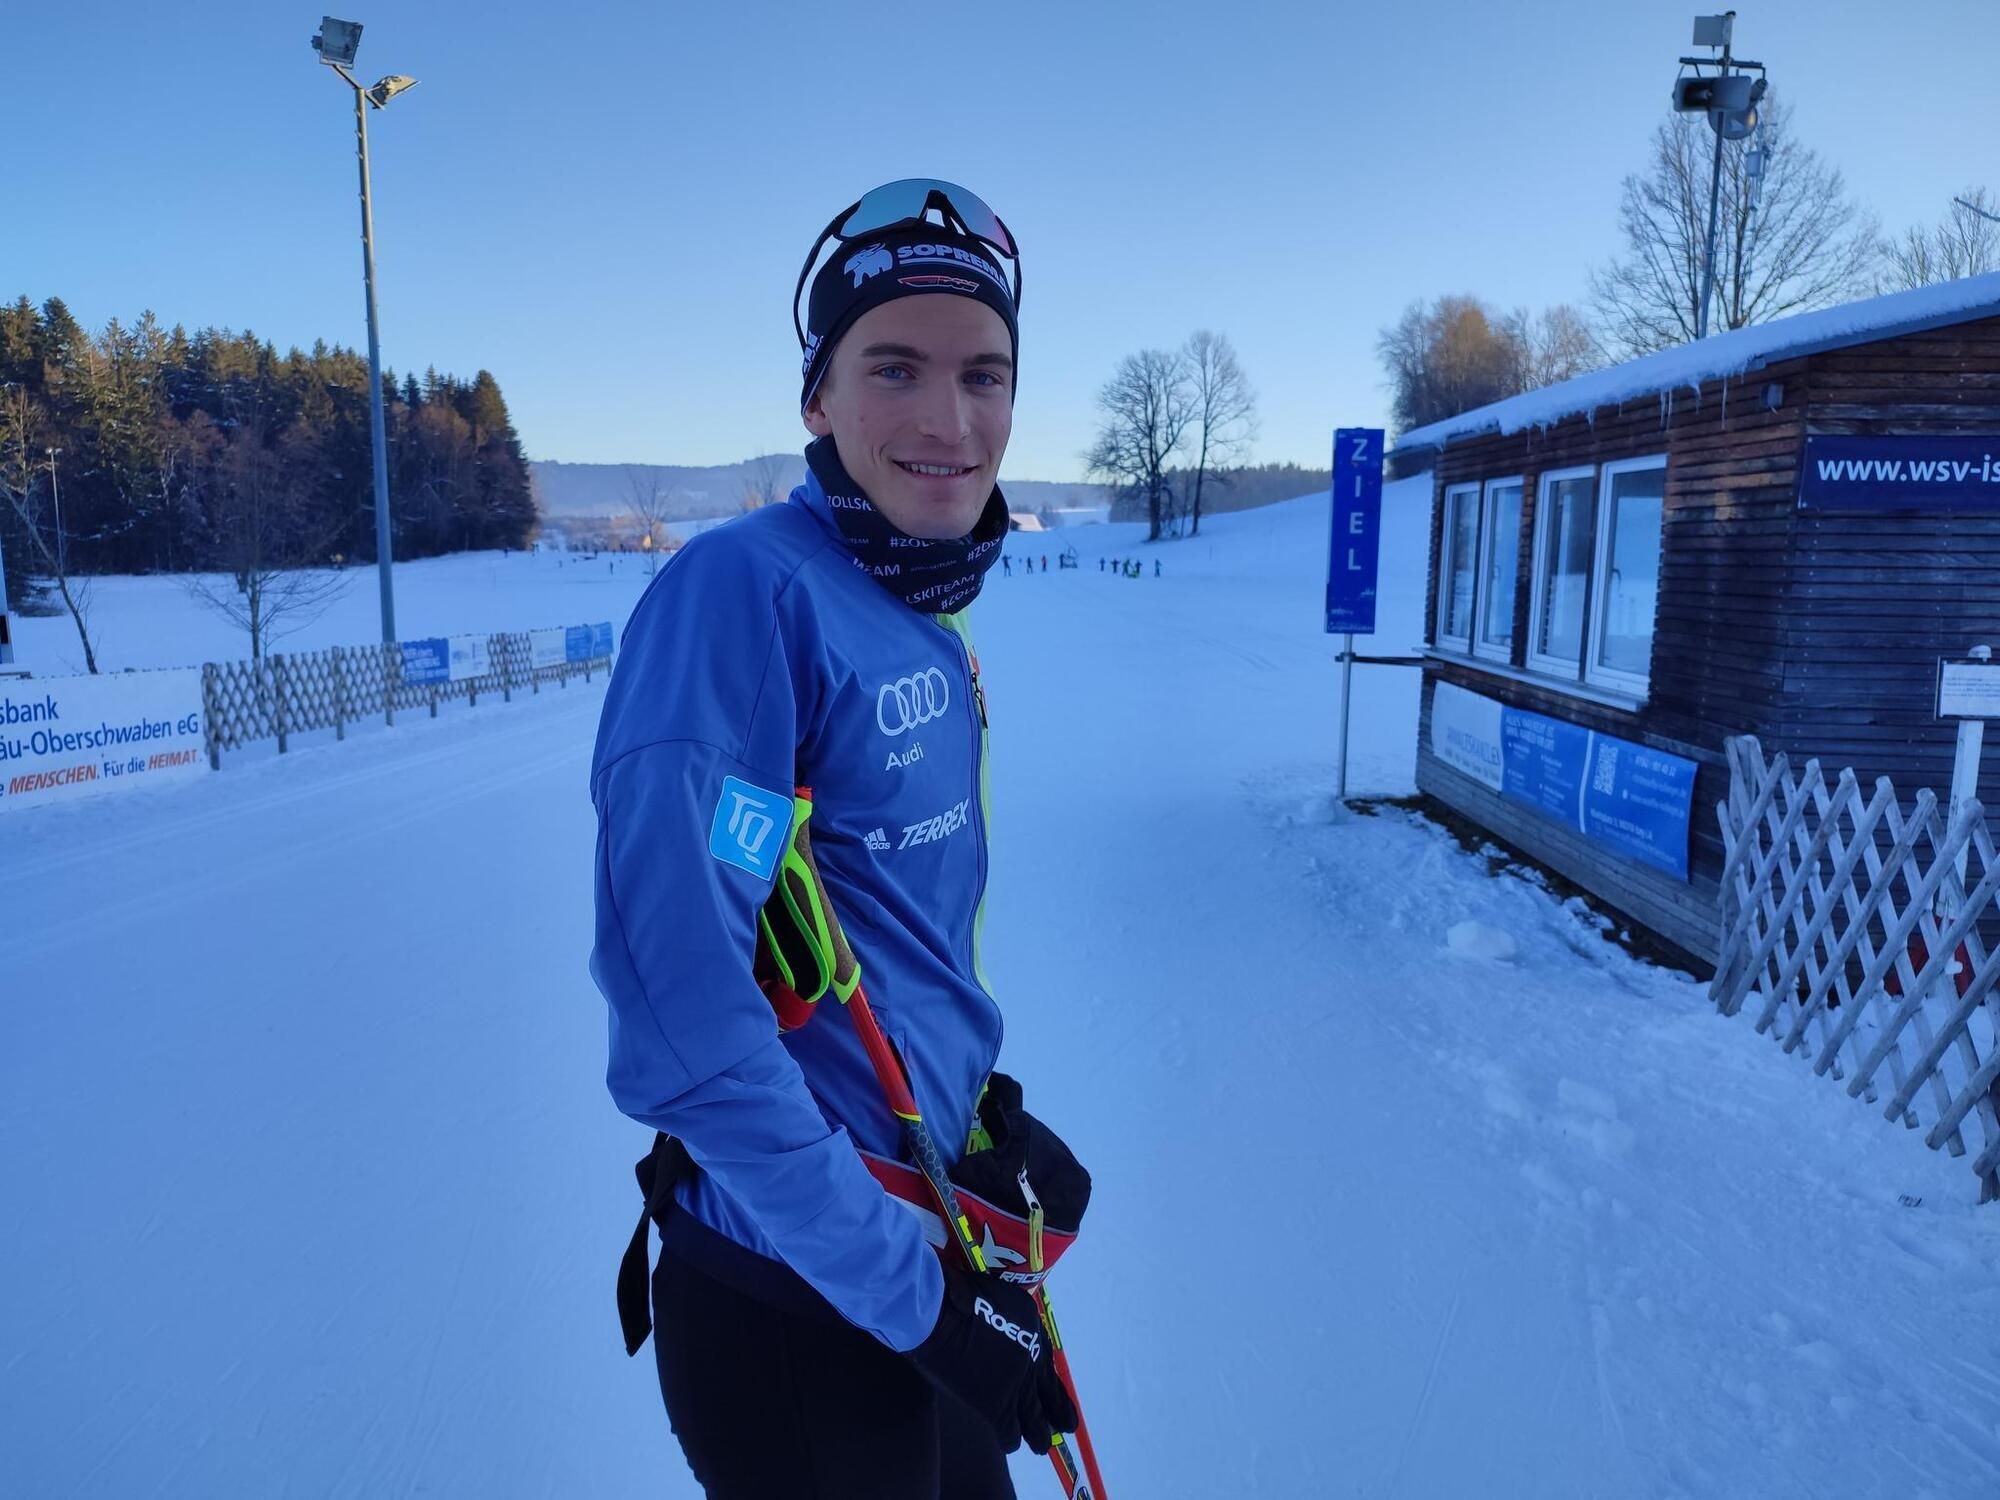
[907,1269,1079,1455]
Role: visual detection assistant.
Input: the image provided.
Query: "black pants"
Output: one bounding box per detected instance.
[652,1241,1017,1499]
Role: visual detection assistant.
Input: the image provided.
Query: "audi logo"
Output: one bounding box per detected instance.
[877,668,950,736]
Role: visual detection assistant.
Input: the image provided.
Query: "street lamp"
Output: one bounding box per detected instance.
[1672,11,1769,339]
[312,15,417,645]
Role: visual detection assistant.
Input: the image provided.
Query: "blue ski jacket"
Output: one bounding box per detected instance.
[590,469,1000,1353]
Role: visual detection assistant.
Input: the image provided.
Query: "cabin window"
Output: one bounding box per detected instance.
[1473,477,1524,663]
[1438,483,1479,650]
[1588,456,1666,696]
[1528,467,1597,675]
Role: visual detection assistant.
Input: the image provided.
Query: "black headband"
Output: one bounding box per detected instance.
[800,221,1020,410]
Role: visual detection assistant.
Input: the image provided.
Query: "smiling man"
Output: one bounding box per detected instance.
[591,182,1077,1498]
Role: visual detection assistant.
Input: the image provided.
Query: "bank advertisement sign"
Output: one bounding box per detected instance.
[1799,434,2000,511]
[401,638,451,686]
[1430,681,1697,879]
[0,669,208,810]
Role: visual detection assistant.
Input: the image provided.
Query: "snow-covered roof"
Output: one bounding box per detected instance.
[1393,272,2000,453]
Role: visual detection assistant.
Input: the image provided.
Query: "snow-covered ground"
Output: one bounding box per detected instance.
[6,480,2000,1498]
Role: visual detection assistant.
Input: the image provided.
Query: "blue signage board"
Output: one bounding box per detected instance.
[593,621,614,658]
[1325,427,1386,635]
[400,637,450,686]
[1500,709,1594,827]
[1430,682,1697,880]
[1579,734,1697,880]
[565,625,594,663]
[1799,434,2000,511]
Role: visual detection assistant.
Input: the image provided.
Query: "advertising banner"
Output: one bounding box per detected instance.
[1430,681,1697,879]
[529,629,568,670]
[1799,434,2000,511]
[447,635,491,682]
[401,638,450,686]
[593,621,614,659]
[0,670,208,811]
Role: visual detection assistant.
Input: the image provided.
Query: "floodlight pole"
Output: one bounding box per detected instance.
[1695,30,1733,339]
[328,58,398,645]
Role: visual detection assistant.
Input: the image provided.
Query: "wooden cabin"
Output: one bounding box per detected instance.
[1391,274,2000,968]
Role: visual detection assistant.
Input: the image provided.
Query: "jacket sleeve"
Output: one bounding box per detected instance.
[589,537,942,1352]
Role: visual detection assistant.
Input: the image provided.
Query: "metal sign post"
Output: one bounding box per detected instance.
[1935,644,1998,917]
[1327,428,1385,800]
[0,529,14,667]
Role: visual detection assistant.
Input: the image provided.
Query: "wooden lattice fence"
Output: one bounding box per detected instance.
[1714,735,2000,1199]
[199,629,611,768]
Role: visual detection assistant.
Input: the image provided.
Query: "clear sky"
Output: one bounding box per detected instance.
[12,1,1997,479]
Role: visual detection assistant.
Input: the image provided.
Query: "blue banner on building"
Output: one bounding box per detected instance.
[1325,427,1385,636]
[1431,682,1697,879]
[400,637,450,686]
[1799,434,2000,511]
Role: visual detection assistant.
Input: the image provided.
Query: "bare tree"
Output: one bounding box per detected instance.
[740,454,786,513]
[1086,349,1195,542]
[1510,304,1603,389]
[187,407,349,661]
[624,466,673,575]
[1591,97,1879,358]
[1377,295,1525,436]
[0,382,99,672]
[1182,331,1258,538]
[1882,188,2000,291]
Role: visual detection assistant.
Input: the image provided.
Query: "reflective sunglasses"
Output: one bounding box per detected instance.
[793,178,1022,348]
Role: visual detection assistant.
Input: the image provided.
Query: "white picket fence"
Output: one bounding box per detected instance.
[1713,735,2000,1199]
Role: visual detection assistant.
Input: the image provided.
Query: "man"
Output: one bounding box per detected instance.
[590,181,1075,1499]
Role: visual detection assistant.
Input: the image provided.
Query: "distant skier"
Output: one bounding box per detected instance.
[1154,559,1161,578]
[591,179,1083,1498]
[1098,557,1104,573]
[1040,554,1048,573]
[1002,554,1012,577]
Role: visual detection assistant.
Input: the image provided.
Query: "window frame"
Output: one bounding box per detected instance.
[1435,481,1481,653]
[1584,453,1668,699]
[1471,475,1526,665]
[1526,464,1599,680]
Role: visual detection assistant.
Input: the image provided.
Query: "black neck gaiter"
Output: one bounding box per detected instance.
[805,437,1008,615]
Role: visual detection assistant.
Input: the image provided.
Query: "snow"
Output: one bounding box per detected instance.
[1396,270,2000,453]
[7,475,2000,1497]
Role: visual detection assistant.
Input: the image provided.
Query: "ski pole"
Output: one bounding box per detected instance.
[778,791,1103,1498]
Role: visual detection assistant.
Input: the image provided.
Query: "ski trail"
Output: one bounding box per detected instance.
[1385,1279,1463,1495]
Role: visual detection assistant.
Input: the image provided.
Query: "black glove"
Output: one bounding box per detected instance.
[906,1269,1080,1455]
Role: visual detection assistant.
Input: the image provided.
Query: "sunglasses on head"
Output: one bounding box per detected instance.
[793,178,1022,348]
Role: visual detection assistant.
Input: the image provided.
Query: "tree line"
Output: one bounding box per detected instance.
[1378,94,1999,436]
[1,295,534,659]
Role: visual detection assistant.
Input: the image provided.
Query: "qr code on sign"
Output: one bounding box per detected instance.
[1593,742,1619,795]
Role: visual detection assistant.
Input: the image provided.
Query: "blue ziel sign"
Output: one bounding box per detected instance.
[401,637,450,686]
[1799,434,2000,511]
[1325,427,1385,635]
[1431,681,1697,880]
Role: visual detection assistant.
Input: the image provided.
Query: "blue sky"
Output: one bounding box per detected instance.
[12,1,1997,479]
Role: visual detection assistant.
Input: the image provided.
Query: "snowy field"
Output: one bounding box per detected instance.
[6,480,2000,1498]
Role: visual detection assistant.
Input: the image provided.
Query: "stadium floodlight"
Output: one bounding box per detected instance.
[310,17,416,644]
[311,17,363,68]
[367,74,419,109]
[1692,13,1734,49]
